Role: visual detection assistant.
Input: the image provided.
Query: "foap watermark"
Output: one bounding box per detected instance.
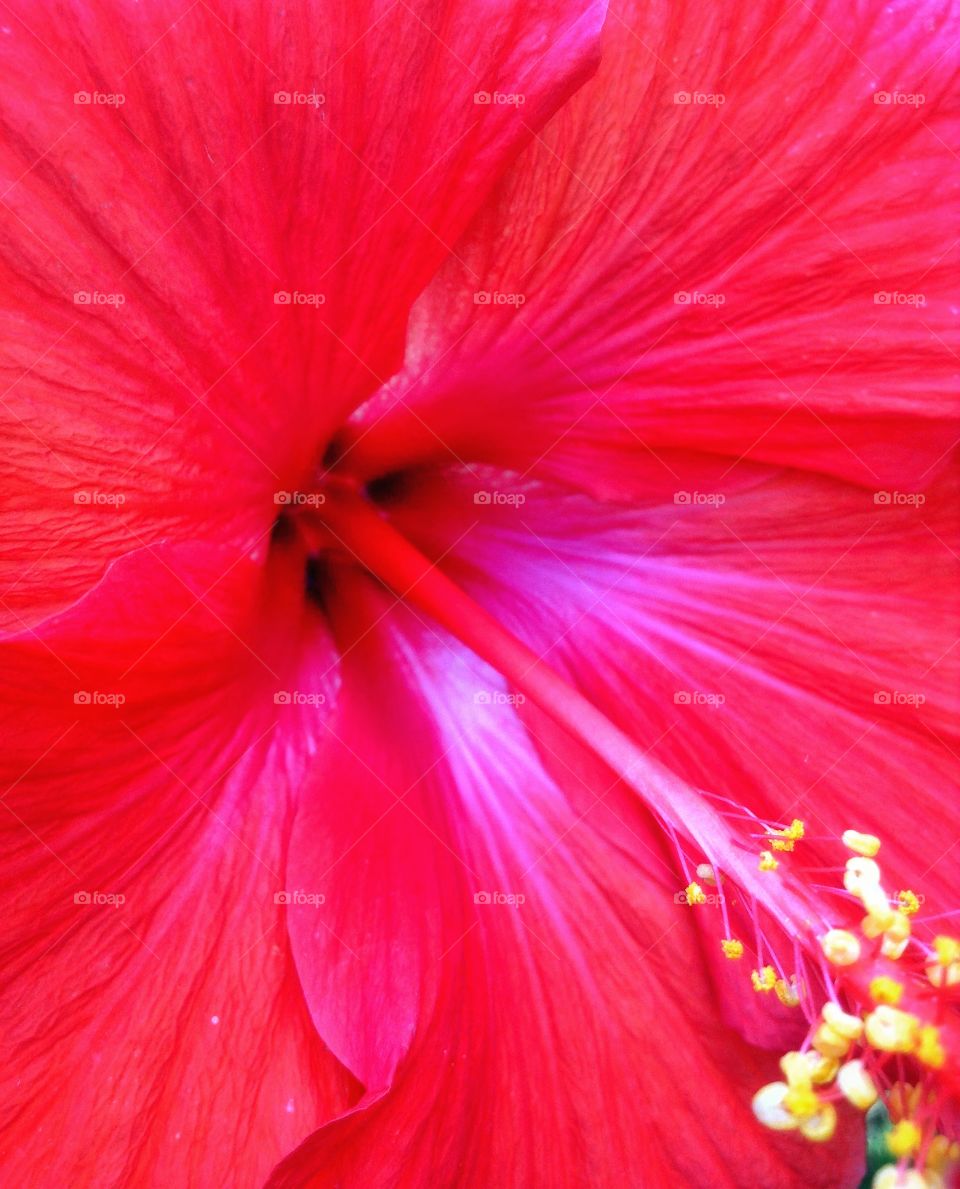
[674,690,726,707]
[74,490,126,506]
[674,889,724,905]
[74,890,126,907]
[474,490,525,506]
[74,690,126,707]
[674,91,725,107]
[274,90,325,106]
[274,691,326,706]
[473,690,526,706]
[474,290,526,306]
[474,890,526,906]
[74,90,125,106]
[274,290,325,306]
[873,491,926,506]
[674,290,725,307]
[274,490,326,507]
[874,291,926,307]
[474,91,525,106]
[274,889,326,905]
[674,490,726,506]
[874,91,925,107]
[874,690,926,707]
[74,290,125,306]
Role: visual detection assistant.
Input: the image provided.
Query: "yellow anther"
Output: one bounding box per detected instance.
[822,1001,864,1040]
[720,938,743,959]
[783,1085,820,1120]
[751,1082,799,1131]
[927,958,960,988]
[799,1100,837,1143]
[881,932,910,961]
[821,928,861,966]
[836,1059,877,1110]
[897,889,920,916]
[767,820,803,851]
[886,911,911,942]
[758,850,779,872]
[684,881,706,905]
[869,976,903,1005]
[808,1054,839,1085]
[860,884,896,930]
[842,829,881,857]
[915,1024,945,1069]
[780,1050,837,1087]
[751,965,777,992]
[933,935,960,965]
[774,976,800,1007]
[927,936,960,986]
[780,1051,812,1087]
[812,1022,851,1060]
[880,910,911,960]
[862,914,888,939]
[844,857,882,895]
[864,1005,920,1053]
[869,908,898,935]
[887,1119,922,1159]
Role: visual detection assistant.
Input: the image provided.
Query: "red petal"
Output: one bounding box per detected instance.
[0,540,356,1183]
[378,461,959,1048]
[0,0,605,623]
[338,0,960,496]
[274,573,864,1186]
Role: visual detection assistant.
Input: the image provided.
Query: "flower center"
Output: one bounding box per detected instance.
[298,485,773,881]
[273,461,959,1182]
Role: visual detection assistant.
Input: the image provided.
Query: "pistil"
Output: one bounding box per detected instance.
[316,488,819,936]
[306,484,958,1179]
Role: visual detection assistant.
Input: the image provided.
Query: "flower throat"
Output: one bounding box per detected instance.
[286,479,958,1183]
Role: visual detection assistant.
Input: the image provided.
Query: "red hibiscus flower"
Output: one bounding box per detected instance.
[1,1,957,1187]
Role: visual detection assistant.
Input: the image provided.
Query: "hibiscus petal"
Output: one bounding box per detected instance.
[0,0,606,623]
[338,0,960,497]
[274,572,865,1185]
[0,539,357,1184]
[376,461,960,1040]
